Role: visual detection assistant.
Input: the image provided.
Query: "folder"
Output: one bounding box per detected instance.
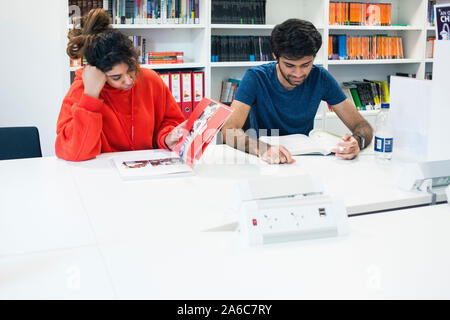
[181,72,193,119]
[170,72,182,114]
[192,71,204,111]
[159,73,171,91]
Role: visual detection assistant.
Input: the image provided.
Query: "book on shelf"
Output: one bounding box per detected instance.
[69,0,200,25]
[211,36,273,62]
[211,0,267,24]
[426,37,436,58]
[328,34,403,60]
[113,97,233,179]
[329,2,392,26]
[259,130,343,156]
[219,78,240,103]
[428,0,437,26]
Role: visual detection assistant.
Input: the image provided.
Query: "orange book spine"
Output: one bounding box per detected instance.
[386,4,392,26]
[329,2,336,25]
[392,37,398,59]
[337,2,342,25]
[328,36,333,59]
[398,37,404,59]
[346,2,349,25]
[352,37,358,60]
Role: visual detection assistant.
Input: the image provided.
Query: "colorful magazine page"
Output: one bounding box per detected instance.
[173,98,233,167]
[113,149,192,179]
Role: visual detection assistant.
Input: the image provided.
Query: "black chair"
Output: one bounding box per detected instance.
[0,127,42,160]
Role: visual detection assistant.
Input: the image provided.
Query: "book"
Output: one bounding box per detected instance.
[113,98,233,179]
[259,130,343,156]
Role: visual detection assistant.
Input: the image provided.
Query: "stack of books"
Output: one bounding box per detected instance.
[148,52,184,64]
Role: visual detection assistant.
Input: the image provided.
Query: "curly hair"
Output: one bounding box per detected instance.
[271,19,322,60]
[67,9,139,73]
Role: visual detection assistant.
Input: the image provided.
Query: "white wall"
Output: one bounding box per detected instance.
[0,0,69,156]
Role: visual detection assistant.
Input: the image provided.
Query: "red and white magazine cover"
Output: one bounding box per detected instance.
[173,98,233,168]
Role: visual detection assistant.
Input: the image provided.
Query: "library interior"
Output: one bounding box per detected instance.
[0,0,450,300]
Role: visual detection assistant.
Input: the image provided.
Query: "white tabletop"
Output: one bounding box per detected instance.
[1,146,449,299]
[97,203,450,299]
[0,245,116,299]
[0,157,97,257]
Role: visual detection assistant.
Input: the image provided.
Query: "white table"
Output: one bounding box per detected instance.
[0,157,97,257]
[1,145,449,299]
[97,203,450,299]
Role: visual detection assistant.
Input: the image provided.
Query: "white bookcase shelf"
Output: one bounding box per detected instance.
[327,59,423,65]
[211,24,276,30]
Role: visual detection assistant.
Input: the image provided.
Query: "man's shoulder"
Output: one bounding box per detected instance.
[247,62,276,76]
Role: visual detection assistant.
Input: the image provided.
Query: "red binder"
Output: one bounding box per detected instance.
[181,72,193,119]
[169,73,182,114]
[159,73,171,91]
[192,71,204,111]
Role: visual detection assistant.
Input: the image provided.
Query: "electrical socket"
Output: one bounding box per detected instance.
[239,195,349,245]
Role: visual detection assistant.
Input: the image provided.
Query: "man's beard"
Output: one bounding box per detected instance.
[278,64,307,87]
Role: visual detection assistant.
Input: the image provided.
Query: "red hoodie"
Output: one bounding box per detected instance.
[55,67,185,161]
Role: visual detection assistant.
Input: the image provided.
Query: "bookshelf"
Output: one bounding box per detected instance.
[67,0,437,135]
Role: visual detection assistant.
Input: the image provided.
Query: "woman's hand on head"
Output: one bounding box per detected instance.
[82,65,107,99]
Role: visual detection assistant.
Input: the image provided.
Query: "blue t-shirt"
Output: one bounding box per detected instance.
[234,62,347,137]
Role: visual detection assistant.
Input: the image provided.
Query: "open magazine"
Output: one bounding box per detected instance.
[259,130,343,155]
[113,98,233,179]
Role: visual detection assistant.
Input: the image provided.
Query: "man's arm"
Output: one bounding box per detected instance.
[330,98,374,159]
[221,100,294,164]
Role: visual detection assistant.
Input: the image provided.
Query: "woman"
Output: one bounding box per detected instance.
[56,9,186,161]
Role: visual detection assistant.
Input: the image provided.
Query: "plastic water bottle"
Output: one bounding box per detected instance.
[374,103,393,161]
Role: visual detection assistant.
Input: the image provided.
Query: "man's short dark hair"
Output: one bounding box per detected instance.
[271,19,322,60]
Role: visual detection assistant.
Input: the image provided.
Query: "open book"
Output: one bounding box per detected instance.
[113,98,233,179]
[259,130,343,156]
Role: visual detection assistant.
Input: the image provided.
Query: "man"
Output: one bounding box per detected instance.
[221,19,373,164]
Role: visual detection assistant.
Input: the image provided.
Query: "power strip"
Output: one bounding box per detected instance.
[238,194,349,245]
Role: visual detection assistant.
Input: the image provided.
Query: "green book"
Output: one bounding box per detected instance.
[349,88,363,110]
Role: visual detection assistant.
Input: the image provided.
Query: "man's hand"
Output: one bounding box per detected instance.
[83,65,107,99]
[165,121,187,150]
[259,144,295,164]
[332,133,360,160]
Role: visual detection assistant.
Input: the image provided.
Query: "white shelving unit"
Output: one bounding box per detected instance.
[67,0,436,135]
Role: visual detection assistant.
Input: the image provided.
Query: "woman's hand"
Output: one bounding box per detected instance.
[165,121,187,150]
[82,65,107,99]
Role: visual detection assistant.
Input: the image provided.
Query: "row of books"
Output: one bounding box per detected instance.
[211,36,273,62]
[219,78,240,103]
[341,80,390,111]
[428,0,436,26]
[426,37,436,59]
[211,0,267,25]
[328,35,404,60]
[158,71,205,119]
[69,0,200,25]
[329,2,392,26]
